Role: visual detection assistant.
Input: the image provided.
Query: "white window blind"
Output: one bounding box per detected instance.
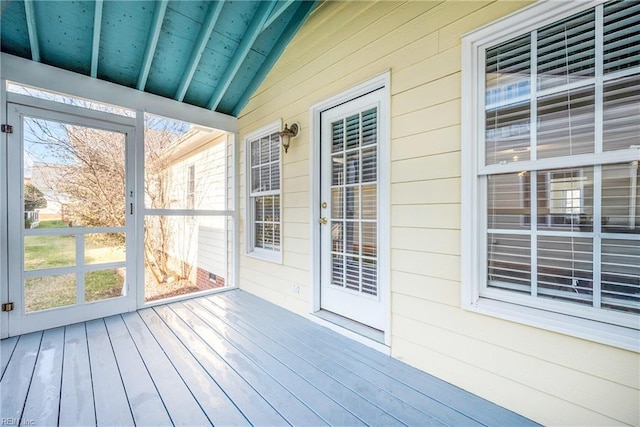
[482,0,639,325]
[329,108,378,296]
[248,131,281,255]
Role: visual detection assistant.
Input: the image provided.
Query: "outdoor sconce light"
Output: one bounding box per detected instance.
[279,122,299,153]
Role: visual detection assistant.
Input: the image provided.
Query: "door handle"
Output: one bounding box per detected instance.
[318,217,328,225]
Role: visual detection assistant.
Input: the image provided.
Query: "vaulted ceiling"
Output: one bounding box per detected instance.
[1,0,317,116]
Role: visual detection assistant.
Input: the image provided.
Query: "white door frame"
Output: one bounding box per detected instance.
[1,78,8,339]
[5,96,137,336]
[309,72,391,346]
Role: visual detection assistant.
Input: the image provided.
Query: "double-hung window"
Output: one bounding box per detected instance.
[462,0,639,350]
[246,122,282,262]
[186,164,195,209]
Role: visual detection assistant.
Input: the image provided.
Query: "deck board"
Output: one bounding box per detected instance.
[103,315,173,426]
[121,310,212,426]
[1,332,42,422]
[203,295,467,426]
[219,290,531,426]
[171,302,335,426]
[0,290,537,426]
[193,297,426,426]
[145,306,287,426]
[183,299,369,427]
[125,310,250,426]
[86,319,135,426]
[160,303,324,426]
[21,327,65,426]
[58,322,95,426]
[0,335,19,379]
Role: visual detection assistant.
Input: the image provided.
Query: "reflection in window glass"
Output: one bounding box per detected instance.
[603,163,640,234]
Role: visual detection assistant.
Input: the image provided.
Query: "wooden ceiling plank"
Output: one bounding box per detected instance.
[261,0,295,33]
[136,0,169,91]
[23,0,40,62]
[175,0,226,102]
[91,0,104,78]
[206,1,276,110]
[232,1,316,116]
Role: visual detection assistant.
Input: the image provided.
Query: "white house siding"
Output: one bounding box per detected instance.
[237,1,639,425]
[165,134,228,286]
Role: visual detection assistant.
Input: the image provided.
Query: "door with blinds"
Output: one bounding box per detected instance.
[319,90,384,330]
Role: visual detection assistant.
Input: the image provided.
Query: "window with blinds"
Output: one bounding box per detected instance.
[329,108,378,296]
[248,131,281,258]
[481,0,639,327]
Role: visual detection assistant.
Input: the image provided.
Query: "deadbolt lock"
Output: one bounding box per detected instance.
[321,202,327,209]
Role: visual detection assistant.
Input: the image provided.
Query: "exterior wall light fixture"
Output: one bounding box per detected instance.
[279,122,299,153]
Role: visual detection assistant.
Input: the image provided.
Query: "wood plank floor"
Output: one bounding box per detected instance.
[0,290,537,426]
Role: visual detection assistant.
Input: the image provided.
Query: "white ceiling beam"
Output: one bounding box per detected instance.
[91,0,104,78]
[206,1,276,110]
[137,0,169,91]
[2,53,237,132]
[23,0,40,62]
[175,0,225,102]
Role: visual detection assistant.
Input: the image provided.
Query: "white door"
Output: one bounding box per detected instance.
[320,90,385,330]
[6,102,136,336]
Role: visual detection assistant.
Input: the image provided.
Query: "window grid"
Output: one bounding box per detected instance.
[330,109,378,296]
[481,0,639,325]
[248,131,281,256]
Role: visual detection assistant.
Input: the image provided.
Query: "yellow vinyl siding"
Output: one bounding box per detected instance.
[392,335,626,426]
[393,299,639,425]
[392,151,461,182]
[237,0,639,424]
[392,204,461,230]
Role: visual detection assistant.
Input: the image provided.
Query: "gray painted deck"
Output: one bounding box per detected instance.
[0,290,537,426]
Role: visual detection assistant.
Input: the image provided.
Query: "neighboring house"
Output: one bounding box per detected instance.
[22,178,40,228]
[160,128,230,290]
[236,1,639,425]
[29,162,69,221]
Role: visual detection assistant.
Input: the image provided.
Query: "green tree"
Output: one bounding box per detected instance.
[24,183,47,212]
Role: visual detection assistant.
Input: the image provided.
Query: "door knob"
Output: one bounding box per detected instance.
[318,217,328,225]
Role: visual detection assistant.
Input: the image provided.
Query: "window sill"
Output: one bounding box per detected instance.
[463,297,639,353]
[246,249,282,265]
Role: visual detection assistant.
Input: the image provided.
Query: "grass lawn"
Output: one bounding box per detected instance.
[25,274,75,312]
[36,219,70,229]
[24,219,125,311]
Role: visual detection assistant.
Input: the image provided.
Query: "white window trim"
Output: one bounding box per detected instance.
[244,120,283,264]
[461,0,640,352]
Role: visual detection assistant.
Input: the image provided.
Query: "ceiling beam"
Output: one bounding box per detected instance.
[91,0,104,78]
[232,1,316,116]
[206,1,276,110]
[137,0,169,91]
[23,0,40,62]
[261,0,295,32]
[2,53,238,132]
[175,0,225,102]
